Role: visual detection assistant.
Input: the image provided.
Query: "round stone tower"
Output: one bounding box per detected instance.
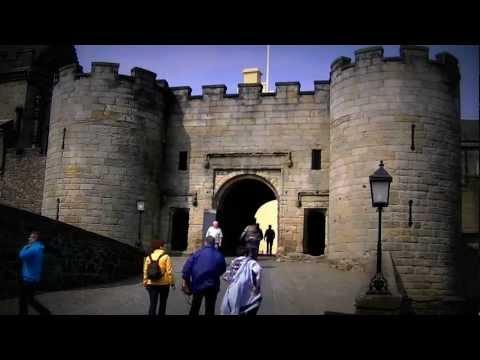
[328,46,461,300]
[42,62,168,246]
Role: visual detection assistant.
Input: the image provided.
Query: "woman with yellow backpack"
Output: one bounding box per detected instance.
[143,240,175,316]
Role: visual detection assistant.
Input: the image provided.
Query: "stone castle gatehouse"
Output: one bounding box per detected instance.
[1,45,479,304]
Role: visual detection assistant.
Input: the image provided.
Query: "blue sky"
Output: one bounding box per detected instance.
[75,45,479,119]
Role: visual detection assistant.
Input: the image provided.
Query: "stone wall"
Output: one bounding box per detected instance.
[0,80,26,121]
[461,120,479,234]
[0,203,143,300]
[161,81,330,253]
[0,148,46,213]
[329,46,461,301]
[42,63,168,246]
[462,179,480,233]
[1,46,471,293]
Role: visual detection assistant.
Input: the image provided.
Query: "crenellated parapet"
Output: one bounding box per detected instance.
[330,45,460,85]
[202,84,227,100]
[169,80,330,103]
[54,62,168,93]
[329,45,461,122]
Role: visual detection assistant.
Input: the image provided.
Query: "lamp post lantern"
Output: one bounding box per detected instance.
[368,160,392,295]
[136,200,145,249]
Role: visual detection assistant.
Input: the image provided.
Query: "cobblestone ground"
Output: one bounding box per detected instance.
[0,256,369,315]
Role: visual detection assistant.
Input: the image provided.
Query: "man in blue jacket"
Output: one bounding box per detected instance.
[18,231,51,315]
[182,236,226,315]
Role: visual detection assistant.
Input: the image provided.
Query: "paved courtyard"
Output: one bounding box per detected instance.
[0,256,369,315]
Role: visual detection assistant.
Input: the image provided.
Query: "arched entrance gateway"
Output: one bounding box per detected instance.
[214,175,279,256]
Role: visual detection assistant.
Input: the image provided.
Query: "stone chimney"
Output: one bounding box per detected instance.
[242,68,262,84]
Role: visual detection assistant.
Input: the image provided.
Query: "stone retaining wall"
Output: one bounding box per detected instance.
[0,203,143,300]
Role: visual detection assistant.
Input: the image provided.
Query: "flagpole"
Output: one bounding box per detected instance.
[266,45,270,92]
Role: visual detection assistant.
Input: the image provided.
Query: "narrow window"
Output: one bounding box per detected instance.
[14,107,23,138]
[476,149,480,176]
[179,151,188,171]
[61,128,67,150]
[464,149,469,177]
[311,149,321,170]
[410,124,416,151]
[408,200,413,227]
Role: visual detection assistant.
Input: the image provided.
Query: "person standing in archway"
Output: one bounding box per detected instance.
[240,219,263,259]
[264,225,275,256]
[205,220,223,250]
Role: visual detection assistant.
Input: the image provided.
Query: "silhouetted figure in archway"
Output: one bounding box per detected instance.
[240,218,263,259]
[264,225,275,256]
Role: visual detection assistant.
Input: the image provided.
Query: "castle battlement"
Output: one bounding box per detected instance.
[54,62,168,93]
[330,45,460,82]
[52,61,332,105]
[169,80,331,103]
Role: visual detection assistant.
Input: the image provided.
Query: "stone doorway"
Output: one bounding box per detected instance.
[170,208,189,251]
[303,208,326,256]
[214,175,278,256]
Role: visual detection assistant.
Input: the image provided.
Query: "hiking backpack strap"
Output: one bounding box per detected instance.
[155,252,168,271]
[150,252,167,263]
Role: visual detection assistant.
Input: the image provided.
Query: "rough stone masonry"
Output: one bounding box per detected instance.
[0,45,478,307]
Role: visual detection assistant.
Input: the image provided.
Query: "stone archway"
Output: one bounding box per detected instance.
[214,174,279,256]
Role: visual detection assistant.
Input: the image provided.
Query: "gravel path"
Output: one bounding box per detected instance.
[0,256,368,315]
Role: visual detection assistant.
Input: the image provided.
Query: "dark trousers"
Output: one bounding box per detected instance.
[146,285,170,316]
[19,281,51,315]
[266,241,273,255]
[189,287,218,316]
[246,245,259,259]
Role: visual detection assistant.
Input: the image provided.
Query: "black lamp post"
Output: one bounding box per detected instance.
[136,200,145,249]
[368,160,392,295]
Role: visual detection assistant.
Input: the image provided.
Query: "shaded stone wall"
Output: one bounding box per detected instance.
[461,120,479,234]
[0,148,46,213]
[42,63,168,245]
[329,46,461,301]
[161,81,330,254]
[0,46,79,214]
[0,203,143,300]
[0,81,27,121]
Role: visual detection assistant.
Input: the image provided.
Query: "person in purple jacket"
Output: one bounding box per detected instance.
[182,236,226,316]
[18,231,51,315]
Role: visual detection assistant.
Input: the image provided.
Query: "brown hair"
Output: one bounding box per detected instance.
[151,239,165,250]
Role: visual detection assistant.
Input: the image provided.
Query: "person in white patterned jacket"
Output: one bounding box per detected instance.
[220,247,262,316]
